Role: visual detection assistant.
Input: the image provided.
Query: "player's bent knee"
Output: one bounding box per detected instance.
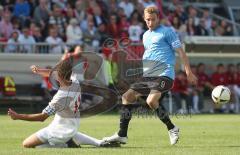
[146,101,154,109]
[122,93,136,104]
[146,100,158,110]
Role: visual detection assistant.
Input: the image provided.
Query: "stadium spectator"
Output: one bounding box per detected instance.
[116,7,126,20]
[32,26,46,53]
[225,64,237,113]
[175,4,188,24]
[208,19,217,36]
[97,23,110,46]
[108,0,118,14]
[220,20,227,31]
[224,24,233,36]
[118,0,134,19]
[74,0,86,23]
[196,63,213,112]
[135,2,145,16]
[172,71,192,114]
[28,0,37,17]
[202,9,212,31]
[215,20,229,36]
[129,10,145,28]
[118,15,130,38]
[190,65,200,113]
[48,3,67,39]
[0,11,13,40]
[80,13,94,31]
[211,64,227,86]
[33,26,44,42]
[188,6,199,26]
[172,16,181,31]
[92,5,107,27]
[95,0,109,18]
[226,64,236,87]
[12,18,21,34]
[13,0,31,26]
[195,18,209,36]
[45,27,64,54]
[33,0,50,32]
[107,14,120,39]
[82,19,100,51]
[29,21,37,35]
[64,4,76,24]
[66,18,83,45]
[215,25,225,36]
[186,18,197,36]
[18,27,36,53]
[86,0,98,15]
[5,31,19,53]
[171,16,187,41]
[128,18,143,42]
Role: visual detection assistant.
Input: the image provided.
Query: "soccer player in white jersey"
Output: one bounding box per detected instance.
[8,59,108,148]
[103,6,197,145]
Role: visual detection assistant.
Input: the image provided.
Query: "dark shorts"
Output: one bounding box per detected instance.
[130,76,173,95]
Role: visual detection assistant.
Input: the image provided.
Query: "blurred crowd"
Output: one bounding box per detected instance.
[0,0,235,54]
[172,63,240,114]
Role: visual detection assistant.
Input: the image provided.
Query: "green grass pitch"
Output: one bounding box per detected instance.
[0,114,240,155]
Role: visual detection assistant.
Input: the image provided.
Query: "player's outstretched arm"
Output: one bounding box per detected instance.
[30,65,51,77]
[8,108,49,122]
[175,47,198,85]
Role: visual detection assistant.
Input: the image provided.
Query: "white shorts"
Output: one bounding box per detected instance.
[36,127,72,145]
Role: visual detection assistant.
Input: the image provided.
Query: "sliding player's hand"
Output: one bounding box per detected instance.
[30,65,39,74]
[8,108,19,120]
[187,72,198,86]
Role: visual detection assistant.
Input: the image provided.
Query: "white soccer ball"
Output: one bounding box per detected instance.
[211,85,231,104]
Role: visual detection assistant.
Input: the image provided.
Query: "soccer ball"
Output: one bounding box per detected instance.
[211,85,231,104]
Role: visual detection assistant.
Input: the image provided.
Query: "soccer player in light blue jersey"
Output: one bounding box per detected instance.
[103,6,197,145]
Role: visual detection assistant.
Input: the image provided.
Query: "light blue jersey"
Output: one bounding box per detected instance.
[142,25,182,79]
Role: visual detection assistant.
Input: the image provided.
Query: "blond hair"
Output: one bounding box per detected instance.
[144,6,159,17]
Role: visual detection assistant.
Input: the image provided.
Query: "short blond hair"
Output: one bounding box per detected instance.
[144,6,159,17]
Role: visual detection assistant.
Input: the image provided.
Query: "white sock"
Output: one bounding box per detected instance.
[73,132,101,146]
